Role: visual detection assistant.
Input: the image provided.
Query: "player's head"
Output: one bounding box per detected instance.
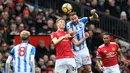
[103,33,110,45]
[20,30,30,42]
[56,18,65,30]
[69,12,79,25]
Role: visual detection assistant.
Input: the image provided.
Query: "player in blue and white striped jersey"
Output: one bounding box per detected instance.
[66,9,99,73]
[5,30,36,73]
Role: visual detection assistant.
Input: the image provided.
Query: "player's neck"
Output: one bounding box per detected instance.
[104,43,110,46]
[22,40,29,43]
[57,29,64,31]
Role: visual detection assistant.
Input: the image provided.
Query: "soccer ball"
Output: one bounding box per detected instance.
[62,3,73,14]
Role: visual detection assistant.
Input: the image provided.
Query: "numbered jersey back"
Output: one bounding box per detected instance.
[10,43,35,72]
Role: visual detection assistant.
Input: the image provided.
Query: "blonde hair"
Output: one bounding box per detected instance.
[55,18,64,29]
[20,30,30,40]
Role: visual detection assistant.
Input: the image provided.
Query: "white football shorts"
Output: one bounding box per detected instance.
[55,58,77,73]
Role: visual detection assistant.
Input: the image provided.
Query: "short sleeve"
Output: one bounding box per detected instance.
[66,22,72,31]
[50,32,57,40]
[116,43,119,48]
[31,46,36,55]
[115,43,120,51]
[96,48,102,58]
[79,17,89,24]
[10,48,14,56]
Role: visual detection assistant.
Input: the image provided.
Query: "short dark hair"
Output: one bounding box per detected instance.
[103,33,110,36]
[69,12,77,16]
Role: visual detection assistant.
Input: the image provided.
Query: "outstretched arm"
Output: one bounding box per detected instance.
[5,56,13,73]
[89,9,99,21]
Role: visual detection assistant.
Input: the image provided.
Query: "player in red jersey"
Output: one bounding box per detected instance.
[50,18,88,73]
[96,33,125,73]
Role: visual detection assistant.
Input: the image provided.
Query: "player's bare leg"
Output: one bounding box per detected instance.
[84,64,93,73]
[78,67,84,73]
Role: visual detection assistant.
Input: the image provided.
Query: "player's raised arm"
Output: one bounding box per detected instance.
[30,46,36,73]
[5,48,14,73]
[89,9,99,21]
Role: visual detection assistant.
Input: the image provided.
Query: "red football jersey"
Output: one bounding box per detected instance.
[97,42,119,67]
[51,31,74,59]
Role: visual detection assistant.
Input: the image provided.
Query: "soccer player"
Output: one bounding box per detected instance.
[66,9,98,73]
[5,30,36,73]
[51,18,88,73]
[96,33,125,73]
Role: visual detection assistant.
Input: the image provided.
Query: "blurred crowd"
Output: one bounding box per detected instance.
[0,0,129,73]
[77,0,129,21]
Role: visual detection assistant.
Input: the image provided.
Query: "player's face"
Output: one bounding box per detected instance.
[70,15,79,25]
[57,20,65,29]
[103,35,110,44]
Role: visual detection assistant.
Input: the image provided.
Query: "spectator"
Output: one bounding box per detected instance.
[18,23,25,33]
[120,11,127,21]
[36,40,47,62]
[97,0,105,12]
[47,19,56,34]
[7,24,19,45]
[121,46,127,56]
[48,43,55,55]
[49,54,56,63]
[15,16,22,25]
[47,60,54,67]
[35,67,41,73]
[86,30,94,54]
[29,26,37,35]
[90,0,98,9]
[0,42,8,54]
[43,55,49,66]
[107,0,120,17]
[37,58,46,70]
[45,67,53,73]
[122,0,130,21]
[114,37,121,48]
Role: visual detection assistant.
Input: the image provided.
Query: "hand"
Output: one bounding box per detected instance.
[85,32,90,39]
[90,9,96,15]
[99,67,104,72]
[70,30,77,36]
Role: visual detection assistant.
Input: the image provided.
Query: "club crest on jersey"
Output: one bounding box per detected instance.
[112,48,115,51]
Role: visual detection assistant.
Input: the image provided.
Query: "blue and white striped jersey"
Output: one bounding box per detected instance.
[10,42,36,73]
[66,17,88,51]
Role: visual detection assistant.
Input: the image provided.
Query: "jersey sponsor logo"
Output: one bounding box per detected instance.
[106,52,115,58]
